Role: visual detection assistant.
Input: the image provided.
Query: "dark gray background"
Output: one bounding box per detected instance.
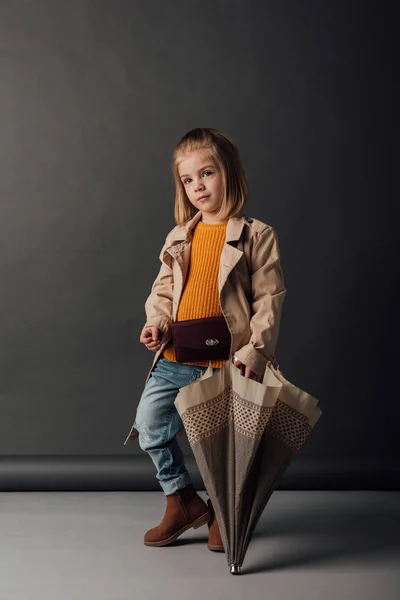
[0,1,398,488]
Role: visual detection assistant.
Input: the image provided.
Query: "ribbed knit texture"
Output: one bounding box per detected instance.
[162,220,229,368]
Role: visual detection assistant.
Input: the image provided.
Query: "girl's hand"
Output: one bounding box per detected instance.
[233,357,263,383]
[140,326,162,352]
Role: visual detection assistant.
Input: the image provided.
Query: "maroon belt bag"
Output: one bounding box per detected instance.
[171,316,231,362]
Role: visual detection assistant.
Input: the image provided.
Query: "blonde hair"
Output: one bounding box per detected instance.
[171,128,248,225]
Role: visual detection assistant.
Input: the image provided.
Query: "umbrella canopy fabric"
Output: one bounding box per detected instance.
[174,357,322,574]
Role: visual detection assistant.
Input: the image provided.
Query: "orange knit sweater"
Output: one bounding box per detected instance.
[162,219,229,368]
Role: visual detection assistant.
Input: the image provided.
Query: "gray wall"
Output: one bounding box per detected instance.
[0,1,398,489]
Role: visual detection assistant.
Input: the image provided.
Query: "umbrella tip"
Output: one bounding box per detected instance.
[230,564,241,575]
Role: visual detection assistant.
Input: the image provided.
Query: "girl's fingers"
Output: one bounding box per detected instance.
[233,360,259,379]
[146,340,161,350]
[244,366,259,380]
[233,360,246,377]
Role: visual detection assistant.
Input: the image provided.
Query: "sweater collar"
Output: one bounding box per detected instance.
[166,210,248,246]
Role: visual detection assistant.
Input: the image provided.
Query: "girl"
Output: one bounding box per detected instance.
[124,127,286,551]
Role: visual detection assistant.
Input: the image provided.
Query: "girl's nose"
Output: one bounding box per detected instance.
[195,180,205,192]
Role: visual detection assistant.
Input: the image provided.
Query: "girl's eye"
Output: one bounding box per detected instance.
[183,170,213,185]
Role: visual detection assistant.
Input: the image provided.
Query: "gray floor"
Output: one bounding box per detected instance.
[1,490,399,600]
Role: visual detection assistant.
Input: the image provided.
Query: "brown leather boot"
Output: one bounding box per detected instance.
[144,484,211,547]
[207,498,225,552]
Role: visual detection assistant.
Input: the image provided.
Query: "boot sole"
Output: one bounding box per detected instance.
[207,544,225,552]
[144,510,211,547]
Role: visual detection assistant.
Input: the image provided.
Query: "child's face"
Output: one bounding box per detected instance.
[178,150,225,223]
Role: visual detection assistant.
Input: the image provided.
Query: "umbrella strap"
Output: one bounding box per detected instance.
[267,354,280,370]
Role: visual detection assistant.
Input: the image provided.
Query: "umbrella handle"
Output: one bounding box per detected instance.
[229,353,280,371]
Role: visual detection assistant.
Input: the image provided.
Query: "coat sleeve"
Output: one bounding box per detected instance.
[234,226,287,375]
[143,236,174,337]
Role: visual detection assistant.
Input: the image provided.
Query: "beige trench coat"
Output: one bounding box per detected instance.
[124,209,286,445]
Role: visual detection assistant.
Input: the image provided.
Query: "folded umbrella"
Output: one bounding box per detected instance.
[174,354,322,574]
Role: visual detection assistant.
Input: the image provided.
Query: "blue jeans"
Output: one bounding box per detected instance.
[134,357,221,495]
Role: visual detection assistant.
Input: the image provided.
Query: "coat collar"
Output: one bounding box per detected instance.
[166,210,248,247]
[162,210,250,292]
